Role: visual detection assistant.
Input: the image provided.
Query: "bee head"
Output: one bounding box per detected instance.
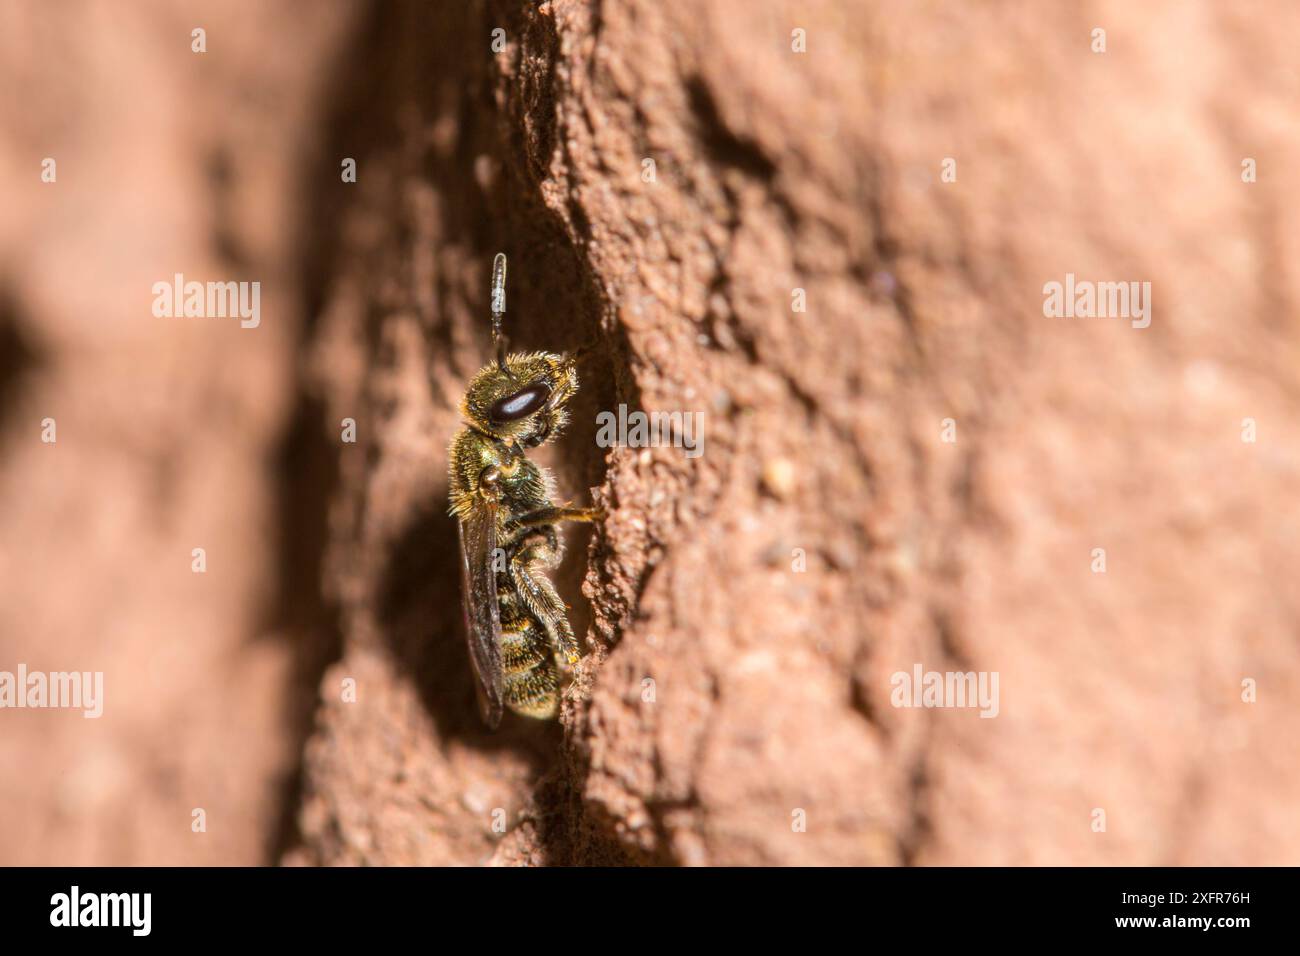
[462,351,577,447]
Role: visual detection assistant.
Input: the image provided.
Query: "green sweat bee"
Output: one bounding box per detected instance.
[448,254,601,728]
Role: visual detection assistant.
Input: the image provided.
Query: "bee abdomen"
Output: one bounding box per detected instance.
[500,622,559,719]
[499,619,548,673]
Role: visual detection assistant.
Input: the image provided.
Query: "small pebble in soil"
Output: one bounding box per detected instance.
[761,457,797,499]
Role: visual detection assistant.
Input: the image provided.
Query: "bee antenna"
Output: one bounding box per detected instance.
[490,253,511,374]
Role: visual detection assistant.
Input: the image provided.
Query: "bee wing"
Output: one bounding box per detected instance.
[458,499,505,728]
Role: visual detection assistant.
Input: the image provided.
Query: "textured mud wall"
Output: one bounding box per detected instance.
[1,1,1297,867]
[287,1,1300,865]
[0,1,355,863]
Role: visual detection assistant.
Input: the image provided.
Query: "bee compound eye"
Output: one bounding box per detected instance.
[489,383,550,423]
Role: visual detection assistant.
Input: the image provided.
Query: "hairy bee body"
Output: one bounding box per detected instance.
[448,254,600,728]
[449,423,573,719]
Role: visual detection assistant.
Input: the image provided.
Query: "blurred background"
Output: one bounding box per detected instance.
[0,0,1297,865]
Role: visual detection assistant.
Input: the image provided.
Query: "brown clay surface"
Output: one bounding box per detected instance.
[1,1,1297,866]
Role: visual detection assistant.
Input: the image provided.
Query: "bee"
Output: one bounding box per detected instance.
[448,253,602,728]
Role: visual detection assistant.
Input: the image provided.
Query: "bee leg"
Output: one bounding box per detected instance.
[508,537,581,667]
[514,505,604,528]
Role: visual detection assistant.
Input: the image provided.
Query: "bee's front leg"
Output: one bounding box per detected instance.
[514,505,604,528]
